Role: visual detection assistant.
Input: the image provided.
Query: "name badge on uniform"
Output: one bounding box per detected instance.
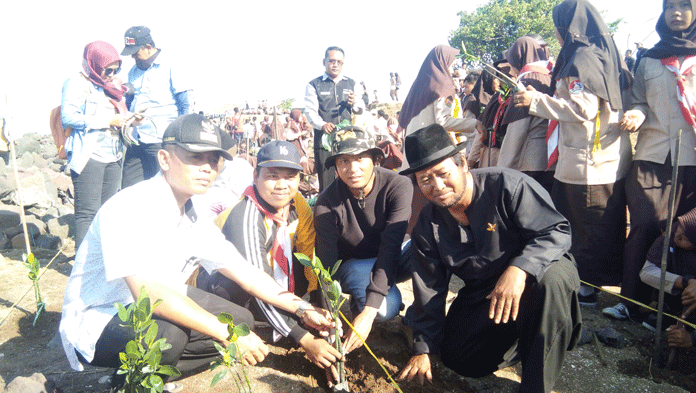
[569,80,584,94]
[320,91,331,96]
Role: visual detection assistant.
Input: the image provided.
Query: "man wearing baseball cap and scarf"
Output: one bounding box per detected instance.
[60,114,336,392]
[196,140,343,377]
[397,123,581,393]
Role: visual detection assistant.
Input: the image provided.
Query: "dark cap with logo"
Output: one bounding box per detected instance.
[256,140,303,171]
[121,26,155,56]
[162,114,233,160]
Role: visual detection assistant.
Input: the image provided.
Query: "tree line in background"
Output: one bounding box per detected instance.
[449,0,622,67]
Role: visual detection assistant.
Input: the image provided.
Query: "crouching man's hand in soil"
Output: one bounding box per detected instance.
[398,354,433,385]
[235,332,269,366]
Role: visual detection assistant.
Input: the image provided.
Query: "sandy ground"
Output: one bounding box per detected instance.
[0,245,695,392]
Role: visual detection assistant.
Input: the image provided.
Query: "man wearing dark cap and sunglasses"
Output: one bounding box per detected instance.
[397,123,581,393]
[60,114,336,392]
[120,26,195,189]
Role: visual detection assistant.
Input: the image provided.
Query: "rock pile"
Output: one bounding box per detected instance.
[0,133,74,252]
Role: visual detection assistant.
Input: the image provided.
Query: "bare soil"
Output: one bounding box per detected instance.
[1,244,696,392]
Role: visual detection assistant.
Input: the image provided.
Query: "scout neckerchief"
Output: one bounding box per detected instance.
[662,56,696,127]
[546,117,559,170]
[242,185,294,292]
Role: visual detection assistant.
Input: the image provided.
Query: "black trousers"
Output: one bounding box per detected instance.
[440,256,581,393]
[313,130,335,192]
[621,160,696,310]
[70,159,122,249]
[89,286,254,375]
[121,142,162,189]
[551,179,626,286]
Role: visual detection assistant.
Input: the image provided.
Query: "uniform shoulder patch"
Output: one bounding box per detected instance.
[445,96,454,107]
[569,80,584,94]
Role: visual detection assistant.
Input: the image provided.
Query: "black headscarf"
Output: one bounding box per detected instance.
[645,0,696,59]
[464,69,496,116]
[502,36,552,125]
[551,0,626,110]
[398,45,459,129]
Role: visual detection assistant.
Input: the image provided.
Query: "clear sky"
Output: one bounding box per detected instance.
[0,0,661,136]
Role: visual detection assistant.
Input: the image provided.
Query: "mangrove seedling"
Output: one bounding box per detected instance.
[114,288,181,393]
[209,312,253,391]
[295,253,349,392]
[22,253,44,326]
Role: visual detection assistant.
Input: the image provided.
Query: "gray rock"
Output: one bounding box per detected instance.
[15,137,41,157]
[597,326,627,349]
[4,218,47,239]
[46,217,70,239]
[5,372,61,393]
[34,234,62,250]
[16,152,35,168]
[0,236,12,250]
[8,172,58,208]
[11,233,28,249]
[32,153,48,169]
[0,206,22,229]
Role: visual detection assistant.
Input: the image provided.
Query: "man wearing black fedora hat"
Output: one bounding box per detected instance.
[397,123,581,392]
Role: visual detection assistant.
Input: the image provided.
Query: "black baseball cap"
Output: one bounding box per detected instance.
[162,114,233,160]
[256,140,302,171]
[121,26,154,56]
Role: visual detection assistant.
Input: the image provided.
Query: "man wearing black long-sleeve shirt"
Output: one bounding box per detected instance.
[397,124,581,393]
[314,127,413,355]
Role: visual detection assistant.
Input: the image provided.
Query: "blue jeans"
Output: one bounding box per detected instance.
[333,240,413,323]
[71,159,122,249]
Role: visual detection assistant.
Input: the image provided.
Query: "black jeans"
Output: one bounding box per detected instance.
[313,130,335,192]
[121,142,162,189]
[89,286,255,375]
[440,255,582,393]
[70,159,122,249]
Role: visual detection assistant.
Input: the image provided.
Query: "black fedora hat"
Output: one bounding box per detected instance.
[400,123,467,175]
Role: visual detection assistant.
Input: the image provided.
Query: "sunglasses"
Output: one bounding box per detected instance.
[103,67,121,76]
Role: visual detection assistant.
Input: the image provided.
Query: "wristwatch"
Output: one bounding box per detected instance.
[682,275,694,287]
[295,300,311,318]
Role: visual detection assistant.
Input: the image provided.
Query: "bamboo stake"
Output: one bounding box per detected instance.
[2,117,31,256]
[653,129,682,366]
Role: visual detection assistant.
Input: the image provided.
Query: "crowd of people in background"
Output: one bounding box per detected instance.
[54,0,696,392]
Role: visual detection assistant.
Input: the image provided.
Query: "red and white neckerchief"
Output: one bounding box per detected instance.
[242,186,294,292]
[515,60,559,170]
[662,56,696,127]
[517,60,553,80]
[546,117,559,170]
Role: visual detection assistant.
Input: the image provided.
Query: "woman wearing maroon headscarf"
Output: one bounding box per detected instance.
[61,41,130,248]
